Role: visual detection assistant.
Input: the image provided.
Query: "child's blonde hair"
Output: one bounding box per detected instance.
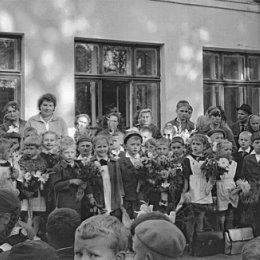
[75,215,129,254]
[216,139,232,157]
[144,138,157,148]
[162,124,177,136]
[239,131,252,140]
[0,138,12,160]
[191,134,209,146]
[60,143,76,153]
[42,131,59,141]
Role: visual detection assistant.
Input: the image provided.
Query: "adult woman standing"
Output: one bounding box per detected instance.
[0,101,27,137]
[25,93,68,138]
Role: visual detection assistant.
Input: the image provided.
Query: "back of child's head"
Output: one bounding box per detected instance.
[93,135,109,147]
[75,215,129,254]
[191,134,209,146]
[139,126,152,135]
[242,237,260,260]
[171,136,185,146]
[156,137,170,148]
[23,135,42,148]
[0,138,12,160]
[46,208,81,249]
[23,127,38,139]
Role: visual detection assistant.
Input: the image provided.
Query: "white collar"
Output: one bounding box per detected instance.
[125,152,140,159]
[238,147,251,153]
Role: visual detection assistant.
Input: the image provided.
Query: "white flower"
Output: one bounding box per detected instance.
[217,158,229,169]
[236,179,251,195]
[34,171,42,178]
[212,142,218,152]
[135,202,154,217]
[24,172,32,182]
[161,182,170,189]
[160,170,169,179]
[94,161,101,171]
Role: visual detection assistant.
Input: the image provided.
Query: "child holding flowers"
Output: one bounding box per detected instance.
[18,135,48,234]
[215,139,239,230]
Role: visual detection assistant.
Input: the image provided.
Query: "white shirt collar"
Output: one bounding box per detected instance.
[238,147,251,153]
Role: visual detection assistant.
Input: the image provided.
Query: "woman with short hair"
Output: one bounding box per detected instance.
[25,93,68,138]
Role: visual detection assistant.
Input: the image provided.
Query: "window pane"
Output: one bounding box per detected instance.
[0,78,17,123]
[75,80,97,124]
[133,82,160,127]
[248,57,260,80]
[224,86,245,126]
[0,38,20,71]
[223,55,244,80]
[103,45,131,75]
[203,53,219,79]
[135,48,157,76]
[245,85,260,115]
[75,43,98,74]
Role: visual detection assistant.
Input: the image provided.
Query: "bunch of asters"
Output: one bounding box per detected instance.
[200,155,230,180]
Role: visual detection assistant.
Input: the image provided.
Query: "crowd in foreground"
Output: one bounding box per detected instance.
[0,93,260,259]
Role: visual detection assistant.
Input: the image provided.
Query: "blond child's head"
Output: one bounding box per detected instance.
[74,215,129,260]
[0,138,12,161]
[238,131,252,151]
[60,143,76,164]
[139,127,153,144]
[144,138,157,156]
[93,135,109,158]
[162,125,177,141]
[216,139,232,159]
[42,131,59,152]
[156,138,170,156]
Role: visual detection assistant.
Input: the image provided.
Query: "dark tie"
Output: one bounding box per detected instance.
[100,159,108,166]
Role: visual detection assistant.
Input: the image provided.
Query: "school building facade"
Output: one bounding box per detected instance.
[0,0,260,129]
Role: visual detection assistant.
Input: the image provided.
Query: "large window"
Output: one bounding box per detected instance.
[74,39,161,129]
[0,34,22,123]
[203,49,260,125]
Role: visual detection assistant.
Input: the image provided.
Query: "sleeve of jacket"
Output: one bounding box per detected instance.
[51,164,70,192]
[116,160,125,197]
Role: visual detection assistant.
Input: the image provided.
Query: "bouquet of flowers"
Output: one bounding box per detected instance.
[236,179,260,205]
[200,156,230,180]
[22,170,50,197]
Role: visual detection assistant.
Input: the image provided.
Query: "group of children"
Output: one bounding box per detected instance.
[0,115,260,253]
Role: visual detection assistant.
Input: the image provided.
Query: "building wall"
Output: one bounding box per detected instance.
[0,0,259,127]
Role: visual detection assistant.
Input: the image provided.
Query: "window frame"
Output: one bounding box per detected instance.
[74,38,161,128]
[0,33,24,122]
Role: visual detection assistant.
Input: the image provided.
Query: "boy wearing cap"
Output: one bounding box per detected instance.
[241,131,260,235]
[132,219,186,260]
[118,132,145,219]
[76,134,93,164]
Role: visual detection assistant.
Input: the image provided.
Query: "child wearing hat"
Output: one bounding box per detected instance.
[132,219,186,260]
[74,215,129,260]
[76,134,93,164]
[118,132,145,219]
[241,131,260,235]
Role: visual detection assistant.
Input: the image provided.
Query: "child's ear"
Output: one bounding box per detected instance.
[115,251,126,260]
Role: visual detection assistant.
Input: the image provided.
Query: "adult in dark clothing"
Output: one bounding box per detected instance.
[46,208,81,260]
[231,104,252,146]
[0,101,26,137]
